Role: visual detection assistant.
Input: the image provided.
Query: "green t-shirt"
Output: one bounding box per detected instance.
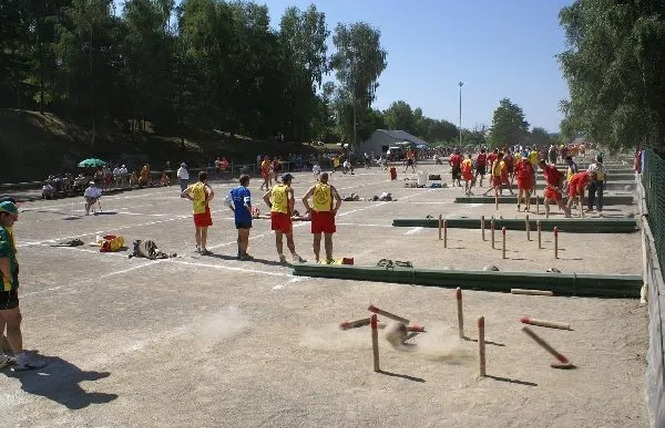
[0,225,19,291]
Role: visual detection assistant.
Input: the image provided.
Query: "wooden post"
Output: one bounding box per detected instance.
[443,220,448,248]
[502,227,507,259]
[438,214,442,240]
[525,214,531,241]
[554,226,559,259]
[478,316,486,377]
[481,215,486,241]
[456,287,464,339]
[491,220,495,249]
[537,220,542,249]
[371,314,380,372]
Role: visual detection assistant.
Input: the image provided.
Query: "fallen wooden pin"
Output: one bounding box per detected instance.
[340,317,371,330]
[378,323,426,332]
[368,304,410,324]
[511,288,554,296]
[522,326,576,369]
[519,316,571,331]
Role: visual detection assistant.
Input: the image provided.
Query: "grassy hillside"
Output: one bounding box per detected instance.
[0,109,312,182]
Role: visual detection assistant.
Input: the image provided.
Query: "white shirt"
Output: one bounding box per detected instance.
[177,167,189,180]
[587,163,608,181]
[84,186,102,198]
[119,167,128,176]
[113,167,120,176]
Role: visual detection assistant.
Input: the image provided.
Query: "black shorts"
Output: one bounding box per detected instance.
[476,166,486,175]
[0,290,19,310]
[406,159,414,166]
[452,166,462,179]
[235,221,252,230]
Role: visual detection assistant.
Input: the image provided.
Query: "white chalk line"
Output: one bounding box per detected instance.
[17,177,394,247]
[19,178,425,298]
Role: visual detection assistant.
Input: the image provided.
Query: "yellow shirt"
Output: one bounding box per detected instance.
[529,151,540,165]
[189,182,207,214]
[492,160,502,177]
[270,185,289,214]
[313,183,332,212]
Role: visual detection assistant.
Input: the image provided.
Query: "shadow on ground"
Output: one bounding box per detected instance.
[3,351,118,409]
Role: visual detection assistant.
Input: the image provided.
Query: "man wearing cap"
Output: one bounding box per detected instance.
[302,172,342,263]
[0,201,45,370]
[263,174,306,264]
[83,181,103,215]
[177,162,190,193]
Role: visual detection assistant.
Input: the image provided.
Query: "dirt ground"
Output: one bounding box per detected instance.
[0,160,648,427]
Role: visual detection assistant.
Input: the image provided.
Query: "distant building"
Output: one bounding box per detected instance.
[359,129,429,154]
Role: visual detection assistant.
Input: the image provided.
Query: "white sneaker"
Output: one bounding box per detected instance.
[292,254,306,263]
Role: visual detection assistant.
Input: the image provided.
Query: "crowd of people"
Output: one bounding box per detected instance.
[444,144,608,217]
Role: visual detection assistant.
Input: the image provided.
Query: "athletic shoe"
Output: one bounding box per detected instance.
[278,254,288,264]
[292,254,306,263]
[239,252,254,261]
[200,249,213,256]
[0,354,15,369]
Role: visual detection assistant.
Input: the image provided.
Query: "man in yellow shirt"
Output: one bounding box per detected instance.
[263,174,306,264]
[302,173,342,263]
[181,171,214,255]
[529,148,540,196]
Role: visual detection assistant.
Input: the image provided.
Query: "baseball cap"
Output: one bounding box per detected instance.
[0,200,18,216]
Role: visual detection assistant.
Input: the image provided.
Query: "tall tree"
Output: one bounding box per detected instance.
[330,22,387,145]
[529,126,554,147]
[383,100,415,134]
[558,0,665,149]
[279,4,329,141]
[488,98,530,147]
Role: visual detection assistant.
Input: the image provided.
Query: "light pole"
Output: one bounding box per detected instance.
[458,82,463,147]
[350,49,358,148]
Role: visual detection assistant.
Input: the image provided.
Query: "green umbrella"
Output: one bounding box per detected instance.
[78,158,107,168]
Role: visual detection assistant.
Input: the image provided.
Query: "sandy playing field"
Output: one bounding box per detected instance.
[0,161,648,427]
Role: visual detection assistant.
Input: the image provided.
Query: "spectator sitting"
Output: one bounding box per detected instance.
[161,172,171,187]
[312,163,321,176]
[83,181,102,215]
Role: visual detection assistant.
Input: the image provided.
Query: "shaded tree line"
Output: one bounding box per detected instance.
[0,0,389,147]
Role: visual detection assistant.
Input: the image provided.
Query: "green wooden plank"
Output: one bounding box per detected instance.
[455,195,634,205]
[292,265,642,298]
[392,217,637,233]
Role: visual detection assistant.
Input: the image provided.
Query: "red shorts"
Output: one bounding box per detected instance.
[544,188,562,202]
[516,177,532,190]
[492,176,502,187]
[193,206,212,227]
[568,183,584,198]
[311,211,336,234]
[271,211,292,233]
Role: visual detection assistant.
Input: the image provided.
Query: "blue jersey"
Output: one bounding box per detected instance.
[230,186,252,223]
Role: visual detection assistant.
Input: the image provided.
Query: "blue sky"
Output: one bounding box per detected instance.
[261,0,574,133]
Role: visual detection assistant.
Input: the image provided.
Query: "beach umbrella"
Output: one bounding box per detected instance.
[77,158,107,168]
